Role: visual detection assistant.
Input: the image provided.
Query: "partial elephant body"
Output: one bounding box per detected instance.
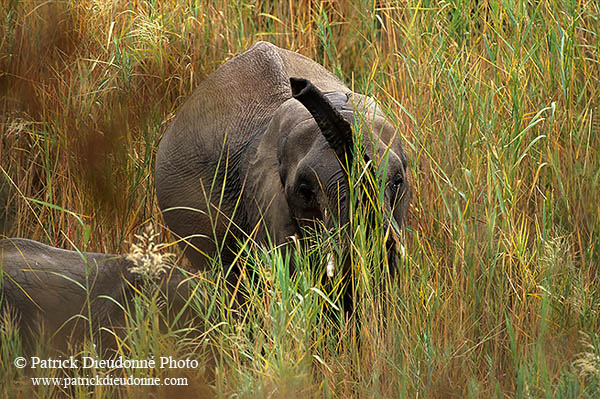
[155,42,348,269]
[0,238,191,348]
[0,42,410,349]
[155,42,410,270]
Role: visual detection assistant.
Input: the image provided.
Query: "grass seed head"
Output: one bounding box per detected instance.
[573,332,600,380]
[127,225,173,280]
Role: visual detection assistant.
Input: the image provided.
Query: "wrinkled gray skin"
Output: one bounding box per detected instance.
[155,41,410,271]
[0,238,193,349]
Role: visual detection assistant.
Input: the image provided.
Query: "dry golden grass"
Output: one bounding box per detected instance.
[1,0,599,397]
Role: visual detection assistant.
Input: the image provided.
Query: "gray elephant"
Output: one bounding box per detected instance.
[1,42,410,343]
[0,238,194,349]
[155,41,410,273]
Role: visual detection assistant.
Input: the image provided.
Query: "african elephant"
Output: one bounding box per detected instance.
[1,42,409,340]
[0,238,194,349]
[155,41,410,273]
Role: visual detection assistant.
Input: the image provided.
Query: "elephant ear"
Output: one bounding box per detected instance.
[243,98,302,247]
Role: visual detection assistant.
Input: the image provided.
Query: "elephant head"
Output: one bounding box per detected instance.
[244,77,410,267]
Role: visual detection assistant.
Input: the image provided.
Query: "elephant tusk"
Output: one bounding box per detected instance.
[389,226,406,258]
[398,242,406,258]
[288,234,302,253]
[326,253,335,278]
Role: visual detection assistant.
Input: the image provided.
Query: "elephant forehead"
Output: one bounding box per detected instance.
[273,95,406,169]
[281,113,402,169]
[342,110,406,165]
[283,117,322,152]
[279,120,338,181]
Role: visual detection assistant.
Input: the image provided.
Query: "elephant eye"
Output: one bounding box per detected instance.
[297,180,314,201]
[390,173,403,192]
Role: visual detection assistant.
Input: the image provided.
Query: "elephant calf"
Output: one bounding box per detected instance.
[155,41,411,275]
[0,238,194,349]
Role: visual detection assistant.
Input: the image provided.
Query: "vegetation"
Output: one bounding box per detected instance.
[1,0,599,397]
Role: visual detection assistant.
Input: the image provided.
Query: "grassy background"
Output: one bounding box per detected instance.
[1,0,599,397]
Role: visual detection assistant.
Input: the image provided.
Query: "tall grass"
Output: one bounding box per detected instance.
[1,0,599,397]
